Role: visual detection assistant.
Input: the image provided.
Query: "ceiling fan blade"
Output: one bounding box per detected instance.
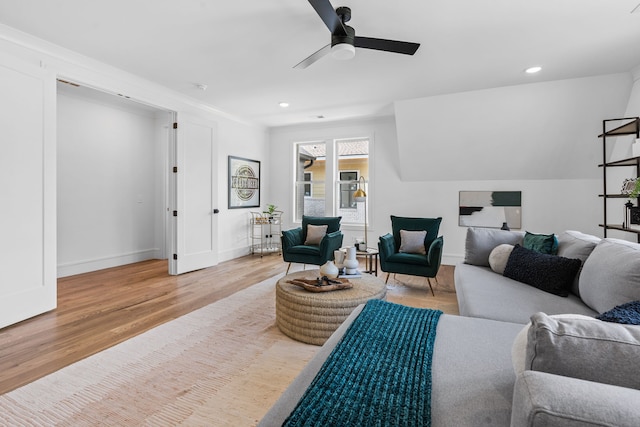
[294,44,332,69]
[308,0,347,36]
[354,37,420,55]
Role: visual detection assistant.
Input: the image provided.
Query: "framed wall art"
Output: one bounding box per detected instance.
[228,156,260,209]
[459,191,522,229]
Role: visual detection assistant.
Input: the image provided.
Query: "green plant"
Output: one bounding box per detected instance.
[631,180,640,199]
[264,204,277,215]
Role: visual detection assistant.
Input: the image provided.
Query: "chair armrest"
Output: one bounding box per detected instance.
[319,231,344,262]
[378,233,396,261]
[511,370,640,427]
[281,227,303,249]
[427,236,444,267]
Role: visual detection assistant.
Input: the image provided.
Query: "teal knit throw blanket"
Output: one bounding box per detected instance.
[283,299,443,427]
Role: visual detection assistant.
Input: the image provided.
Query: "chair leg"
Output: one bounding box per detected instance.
[285,263,292,275]
[426,277,436,296]
[385,272,390,284]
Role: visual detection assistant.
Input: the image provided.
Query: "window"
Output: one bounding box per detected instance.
[339,171,358,209]
[303,172,312,197]
[294,137,369,224]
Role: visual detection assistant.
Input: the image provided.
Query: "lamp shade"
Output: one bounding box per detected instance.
[353,176,367,201]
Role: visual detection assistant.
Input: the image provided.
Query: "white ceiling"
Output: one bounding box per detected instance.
[1,0,640,127]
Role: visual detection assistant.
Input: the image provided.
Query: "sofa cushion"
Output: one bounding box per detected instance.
[597,300,640,325]
[525,312,640,390]
[387,252,427,266]
[523,231,558,255]
[488,244,514,275]
[303,224,327,245]
[454,263,598,324]
[399,229,427,255]
[556,230,600,297]
[286,245,321,255]
[580,238,640,313]
[464,227,524,267]
[511,314,595,376]
[511,370,640,427]
[503,245,581,297]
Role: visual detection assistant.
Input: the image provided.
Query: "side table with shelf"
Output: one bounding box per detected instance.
[356,248,379,276]
[251,211,283,256]
[598,117,640,241]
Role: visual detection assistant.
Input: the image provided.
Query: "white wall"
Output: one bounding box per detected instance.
[0,23,268,276]
[269,73,634,265]
[216,116,270,262]
[394,73,632,182]
[57,89,168,276]
[604,64,640,241]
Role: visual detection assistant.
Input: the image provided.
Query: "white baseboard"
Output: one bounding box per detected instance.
[57,249,160,278]
[217,245,252,263]
[442,253,463,266]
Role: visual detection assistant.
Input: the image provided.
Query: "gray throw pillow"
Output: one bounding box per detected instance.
[525,312,640,390]
[304,224,327,245]
[556,230,600,297]
[464,227,524,267]
[399,229,427,255]
[579,238,640,314]
[512,314,594,375]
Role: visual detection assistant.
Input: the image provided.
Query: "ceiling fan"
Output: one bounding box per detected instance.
[295,0,420,69]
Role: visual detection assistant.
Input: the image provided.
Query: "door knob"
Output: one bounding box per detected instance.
[213,209,219,214]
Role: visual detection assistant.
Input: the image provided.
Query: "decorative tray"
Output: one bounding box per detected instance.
[287,276,352,292]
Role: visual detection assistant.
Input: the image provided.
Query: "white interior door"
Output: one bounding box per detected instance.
[0,53,56,328]
[169,113,219,275]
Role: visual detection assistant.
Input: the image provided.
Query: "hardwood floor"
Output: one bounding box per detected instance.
[0,255,288,395]
[0,255,457,396]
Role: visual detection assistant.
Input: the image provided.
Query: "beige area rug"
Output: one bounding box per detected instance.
[0,273,320,426]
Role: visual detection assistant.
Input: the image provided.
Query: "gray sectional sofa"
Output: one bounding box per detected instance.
[260,228,640,426]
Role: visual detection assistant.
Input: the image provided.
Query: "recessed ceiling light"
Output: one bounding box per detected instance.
[279,102,289,108]
[525,66,542,74]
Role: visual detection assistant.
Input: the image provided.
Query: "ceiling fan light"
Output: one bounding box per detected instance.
[331,43,355,60]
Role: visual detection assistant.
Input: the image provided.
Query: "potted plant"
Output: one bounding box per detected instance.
[630,180,640,199]
[263,204,278,222]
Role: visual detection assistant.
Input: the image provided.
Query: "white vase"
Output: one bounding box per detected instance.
[333,250,345,268]
[344,246,358,274]
[320,260,339,279]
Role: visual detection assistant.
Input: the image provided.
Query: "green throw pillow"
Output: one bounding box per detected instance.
[523,231,558,255]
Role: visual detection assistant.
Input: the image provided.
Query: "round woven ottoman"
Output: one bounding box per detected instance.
[276,270,387,345]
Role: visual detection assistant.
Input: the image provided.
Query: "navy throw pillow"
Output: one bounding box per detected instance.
[503,244,581,297]
[597,301,640,325]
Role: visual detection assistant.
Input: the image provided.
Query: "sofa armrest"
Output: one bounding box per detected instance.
[319,231,344,262]
[427,236,444,267]
[511,370,640,427]
[378,233,396,259]
[281,227,303,249]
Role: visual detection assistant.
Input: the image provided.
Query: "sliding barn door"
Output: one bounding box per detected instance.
[0,54,56,328]
[169,114,219,275]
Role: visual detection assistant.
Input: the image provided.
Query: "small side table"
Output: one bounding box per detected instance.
[356,248,379,276]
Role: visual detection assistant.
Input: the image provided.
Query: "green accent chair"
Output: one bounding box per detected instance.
[378,215,444,295]
[281,216,344,274]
